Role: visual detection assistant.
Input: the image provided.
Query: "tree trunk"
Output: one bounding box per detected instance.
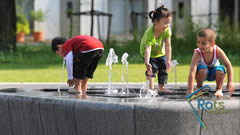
[0,0,16,52]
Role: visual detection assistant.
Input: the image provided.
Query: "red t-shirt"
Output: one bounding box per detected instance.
[62,35,104,56]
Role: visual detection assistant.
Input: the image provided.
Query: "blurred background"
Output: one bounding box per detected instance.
[0,0,239,82]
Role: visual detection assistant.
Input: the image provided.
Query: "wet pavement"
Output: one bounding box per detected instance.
[0,83,239,103]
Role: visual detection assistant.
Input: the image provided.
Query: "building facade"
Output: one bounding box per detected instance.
[27,0,239,40]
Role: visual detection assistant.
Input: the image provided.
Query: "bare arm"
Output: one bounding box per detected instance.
[187,52,201,94]
[145,45,152,75]
[217,47,235,94]
[165,38,171,71]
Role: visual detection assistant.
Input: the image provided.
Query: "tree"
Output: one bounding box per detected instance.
[0,0,16,52]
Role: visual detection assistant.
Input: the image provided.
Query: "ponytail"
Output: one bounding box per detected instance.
[148,11,153,20]
[149,5,172,23]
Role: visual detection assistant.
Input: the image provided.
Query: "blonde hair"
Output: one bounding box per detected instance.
[198,28,216,44]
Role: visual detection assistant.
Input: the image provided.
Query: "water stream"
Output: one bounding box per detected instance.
[121,52,129,94]
[106,48,118,94]
[171,60,179,92]
[57,58,66,94]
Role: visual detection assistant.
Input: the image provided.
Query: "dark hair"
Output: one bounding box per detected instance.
[148,5,172,23]
[51,37,67,52]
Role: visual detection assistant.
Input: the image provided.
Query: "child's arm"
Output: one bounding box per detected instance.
[217,47,235,94]
[65,51,74,87]
[165,38,172,72]
[145,45,152,75]
[187,52,200,94]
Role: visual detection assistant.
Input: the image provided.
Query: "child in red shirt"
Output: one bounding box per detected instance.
[51,35,104,94]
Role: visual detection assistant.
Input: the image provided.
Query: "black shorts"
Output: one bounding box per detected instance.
[73,49,103,79]
[145,55,168,84]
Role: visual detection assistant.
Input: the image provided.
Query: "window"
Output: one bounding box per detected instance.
[178,2,184,18]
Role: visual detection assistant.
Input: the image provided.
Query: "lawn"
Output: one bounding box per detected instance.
[0,44,239,83]
[0,64,239,83]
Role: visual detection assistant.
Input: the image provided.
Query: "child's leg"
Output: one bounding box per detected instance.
[196,68,207,89]
[81,77,89,95]
[145,58,157,90]
[215,70,225,97]
[158,84,171,92]
[147,77,154,89]
[156,56,171,93]
[74,78,82,93]
[84,49,104,94]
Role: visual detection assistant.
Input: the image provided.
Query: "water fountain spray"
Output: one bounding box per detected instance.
[58,58,66,93]
[106,48,118,94]
[121,52,129,94]
[171,60,179,91]
[140,80,157,98]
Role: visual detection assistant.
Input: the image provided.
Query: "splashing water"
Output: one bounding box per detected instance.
[106,48,118,94]
[58,58,66,94]
[121,52,129,94]
[140,80,158,98]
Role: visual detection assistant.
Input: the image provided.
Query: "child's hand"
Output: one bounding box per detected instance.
[67,80,75,87]
[166,60,171,72]
[227,82,235,96]
[145,63,152,76]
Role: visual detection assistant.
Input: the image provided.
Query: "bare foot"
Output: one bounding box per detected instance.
[82,90,87,95]
[214,89,223,97]
[194,87,203,95]
[158,88,172,93]
[75,94,88,99]
[68,89,81,94]
[186,88,203,98]
[186,90,194,96]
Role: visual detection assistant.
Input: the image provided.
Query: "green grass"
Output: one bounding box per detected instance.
[0,43,239,83]
[0,64,239,83]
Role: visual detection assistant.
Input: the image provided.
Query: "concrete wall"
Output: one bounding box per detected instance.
[34,0,150,41]
[191,0,219,30]
[60,0,80,38]
[0,93,239,135]
[147,0,173,26]
[33,0,240,41]
[79,0,108,40]
[34,0,80,40]
[34,0,61,40]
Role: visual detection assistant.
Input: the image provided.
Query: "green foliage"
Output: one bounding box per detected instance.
[0,44,62,64]
[100,40,142,64]
[16,20,30,34]
[30,9,46,32]
[171,16,240,65]
[16,8,30,34]
[170,16,200,64]
[1,16,240,66]
[216,17,240,53]
[30,9,46,23]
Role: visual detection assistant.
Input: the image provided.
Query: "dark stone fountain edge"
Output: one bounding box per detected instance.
[0,83,239,135]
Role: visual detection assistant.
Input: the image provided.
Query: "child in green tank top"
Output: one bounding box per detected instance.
[140,5,172,94]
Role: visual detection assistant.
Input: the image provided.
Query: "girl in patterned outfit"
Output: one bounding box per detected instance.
[187,28,235,97]
[140,5,172,93]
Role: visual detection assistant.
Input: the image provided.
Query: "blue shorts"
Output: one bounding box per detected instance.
[197,65,226,81]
